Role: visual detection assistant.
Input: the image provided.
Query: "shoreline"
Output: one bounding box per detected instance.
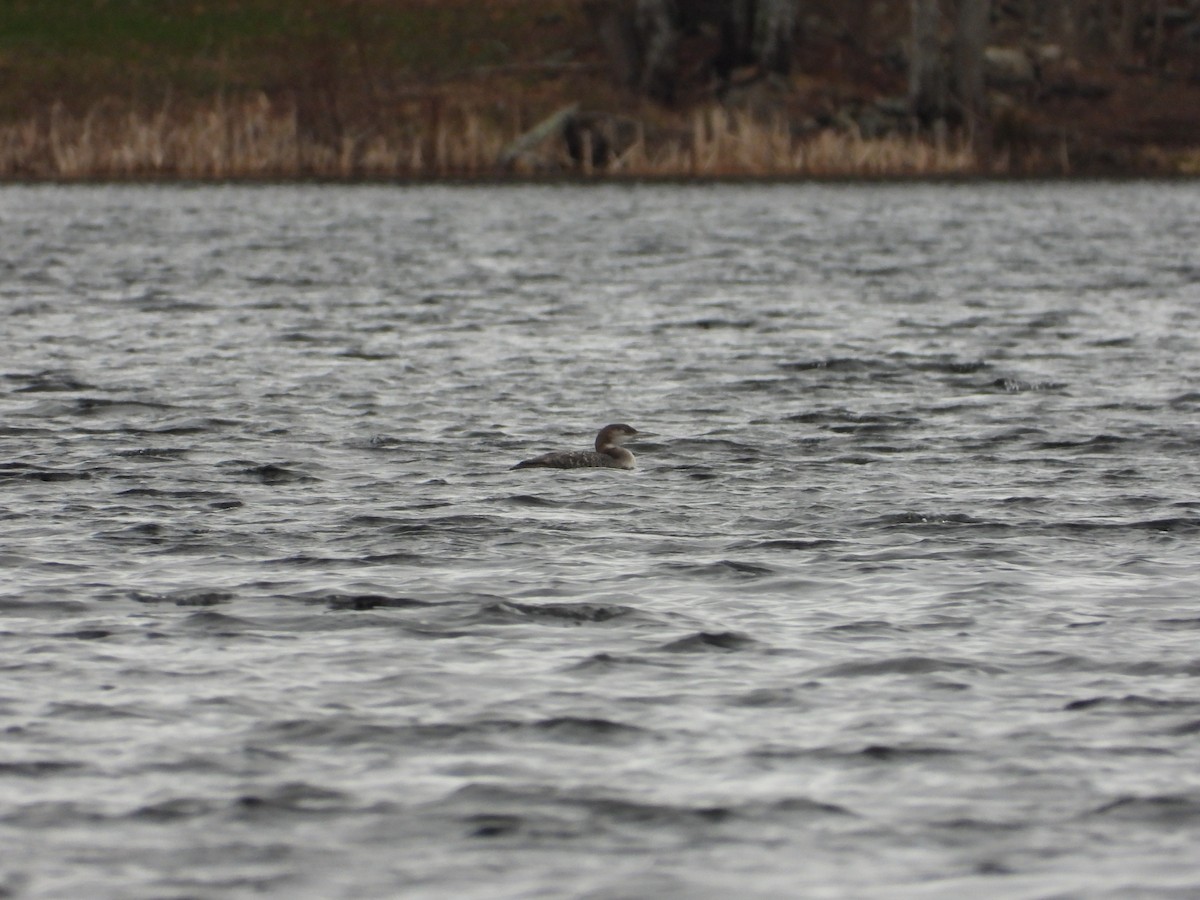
[4,3,1200,184]
[7,174,1196,187]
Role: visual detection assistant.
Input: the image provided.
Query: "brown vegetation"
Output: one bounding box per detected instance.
[1,0,1198,181]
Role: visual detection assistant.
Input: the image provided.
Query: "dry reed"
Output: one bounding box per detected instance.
[0,93,981,180]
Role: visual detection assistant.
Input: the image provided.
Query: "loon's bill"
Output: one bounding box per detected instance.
[512,423,639,470]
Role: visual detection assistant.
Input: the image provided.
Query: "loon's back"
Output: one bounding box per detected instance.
[512,423,638,471]
[513,450,630,470]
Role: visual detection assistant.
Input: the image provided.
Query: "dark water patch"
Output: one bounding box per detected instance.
[472,601,643,626]
[5,369,96,392]
[1090,795,1200,826]
[346,514,504,536]
[667,438,763,458]
[989,378,1068,393]
[147,416,246,435]
[1169,391,1200,408]
[1015,652,1200,677]
[0,760,85,777]
[810,656,999,677]
[656,559,777,579]
[1156,617,1200,631]
[1056,516,1200,536]
[131,797,219,823]
[128,589,234,607]
[1063,695,1200,713]
[728,377,790,393]
[320,593,435,611]
[779,357,884,373]
[0,462,92,482]
[46,701,161,722]
[0,598,90,617]
[659,631,757,653]
[498,494,568,508]
[660,317,759,331]
[731,538,840,552]
[442,783,733,832]
[0,800,110,827]
[1035,434,1128,452]
[55,628,115,640]
[820,619,904,635]
[866,511,1008,531]
[337,346,395,362]
[668,464,720,481]
[179,610,258,635]
[529,716,646,743]
[958,426,1051,449]
[856,744,962,761]
[93,521,216,548]
[729,687,809,707]
[114,447,191,460]
[255,714,643,749]
[218,461,317,485]
[36,396,175,417]
[564,652,674,673]
[233,782,354,817]
[115,486,241,502]
[909,357,991,374]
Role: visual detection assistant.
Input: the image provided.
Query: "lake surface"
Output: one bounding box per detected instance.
[2,181,1200,899]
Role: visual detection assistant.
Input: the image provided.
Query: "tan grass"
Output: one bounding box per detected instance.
[0,94,982,180]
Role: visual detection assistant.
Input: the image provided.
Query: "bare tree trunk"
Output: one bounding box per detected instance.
[1150,0,1165,68]
[1116,0,1142,64]
[954,0,990,144]
[910,0,945,123]
[636,0,679,100]
[585,0,643,89]
[755,0,800,74]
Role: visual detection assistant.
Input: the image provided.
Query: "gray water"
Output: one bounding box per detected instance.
[2,181,1200,899]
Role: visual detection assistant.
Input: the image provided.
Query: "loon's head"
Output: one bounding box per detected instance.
[596,423,638,451]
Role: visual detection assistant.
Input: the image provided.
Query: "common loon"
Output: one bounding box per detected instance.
[512,424,639,470]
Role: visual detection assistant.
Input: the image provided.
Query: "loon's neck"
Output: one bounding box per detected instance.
[601,446,636,468]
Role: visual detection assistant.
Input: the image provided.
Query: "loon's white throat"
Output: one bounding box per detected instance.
[512,424,639,470]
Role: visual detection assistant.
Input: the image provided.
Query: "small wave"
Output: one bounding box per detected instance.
[319,593,435,611]
[810,656,1000,677]
[218,461,317,485]
[114,447,191,460]
[731,538,839,552]
[990,377,1068,393]
[855,743,961,761]
[5,369,96,393]
[1057,516,1200,535]
[656,559,777,579]
[1035,434,1127,451]
[785,409,919,433]
[866,511,1007,530]
[146,416,245,435]
[1156,617,1200,631]
[0,463,92,482]
[1090,794,1200,825]
[233,782,354,817]
[0,760,84,777]
[1063,695,1200,713]
[779,357,880,372]
[659,631,757,653]
[179,610,257,635]
[499,493,567,508]
[473,601,642,626]
[128,589,234,607]
[564,653,669,672]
